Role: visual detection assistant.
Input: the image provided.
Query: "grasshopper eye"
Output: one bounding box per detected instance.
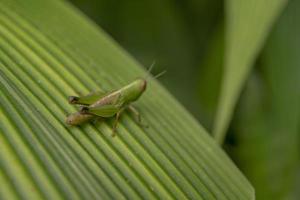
[68,96,79,104]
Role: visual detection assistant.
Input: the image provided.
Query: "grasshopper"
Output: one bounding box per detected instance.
[66,66,165,136]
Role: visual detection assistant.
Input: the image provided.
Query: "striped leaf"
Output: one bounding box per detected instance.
[0,0,254,199]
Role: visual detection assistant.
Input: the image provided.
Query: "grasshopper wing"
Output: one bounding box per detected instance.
[69,91,106,105]
[82,104,120,117]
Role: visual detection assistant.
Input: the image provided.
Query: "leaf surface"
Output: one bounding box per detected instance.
[0,0,254,199]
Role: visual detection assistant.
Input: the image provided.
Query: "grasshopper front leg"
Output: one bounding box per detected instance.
[128,105,148,128]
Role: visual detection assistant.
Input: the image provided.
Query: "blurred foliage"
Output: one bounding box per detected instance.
[70,0,299,199]
[227,0,300,198]
[213,0,288,143]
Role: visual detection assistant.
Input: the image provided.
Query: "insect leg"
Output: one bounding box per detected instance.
[68,91,106,105]
[128,105,148,128]
[112,109,124,137]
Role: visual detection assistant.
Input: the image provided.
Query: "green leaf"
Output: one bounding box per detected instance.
[0,0,254,199]
[229,0,300,198]
[213,0,288,143]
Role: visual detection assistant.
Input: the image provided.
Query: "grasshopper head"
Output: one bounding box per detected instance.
[138,78,147,92]
[133,78,147,94]
[122,78,147,103]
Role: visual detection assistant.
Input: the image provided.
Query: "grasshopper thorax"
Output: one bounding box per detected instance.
[121,78,147,103]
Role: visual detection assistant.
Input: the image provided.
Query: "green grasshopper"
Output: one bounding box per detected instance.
[66,67,165,136]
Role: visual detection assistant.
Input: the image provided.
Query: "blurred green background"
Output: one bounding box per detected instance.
[69,0,299,199]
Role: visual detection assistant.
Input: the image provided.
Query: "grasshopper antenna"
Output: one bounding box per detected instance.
[147,60,156,74]
[144,60,155,80]
[153,70,166,79]
[144,61,166,81]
